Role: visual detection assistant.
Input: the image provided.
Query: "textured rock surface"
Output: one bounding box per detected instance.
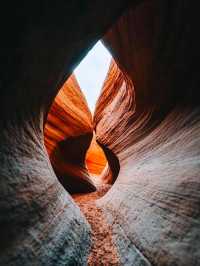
[73,185,120,265]
[1,0,200,265]
[0,1,131,265]
[94,60,133,184]
[85,133,107,179]
[44,74,96,193]
[94,1,200,265]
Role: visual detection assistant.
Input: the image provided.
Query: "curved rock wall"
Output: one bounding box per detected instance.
[85,134,107,178]
[1,0,200,265]
[0,1,131,265]
[94,1,200,265]
[94,60,135,184]
[44,74,96,193]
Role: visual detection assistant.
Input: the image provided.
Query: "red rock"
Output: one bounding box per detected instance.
[44,74,96,193]
[94,60,131,184]
[85,133,107,177]
[1,1,200,265]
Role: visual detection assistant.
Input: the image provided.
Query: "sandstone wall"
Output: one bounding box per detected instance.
[85,134,107,178]
[0,1,131,265]
[1,0,200,265]
[44,74,95,193]
[94,1,200,265]
[94,60,134,184]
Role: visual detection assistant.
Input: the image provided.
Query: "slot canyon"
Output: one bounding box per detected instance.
[0,1,200,265]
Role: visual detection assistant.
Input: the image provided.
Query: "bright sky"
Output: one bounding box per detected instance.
[74,41,112,113]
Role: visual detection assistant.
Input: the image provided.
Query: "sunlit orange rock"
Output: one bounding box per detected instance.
[1,1,200,265]
[85,133,107,181]
[44,74,96,193]
[94,60,131,184]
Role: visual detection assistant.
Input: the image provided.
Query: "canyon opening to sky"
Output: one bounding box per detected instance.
[44,40,114,193]
[74,41,111,184]
[74,41,112,114]
[2,2,200,265]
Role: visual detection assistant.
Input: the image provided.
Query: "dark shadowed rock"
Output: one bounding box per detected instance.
[0,1,132,265]
[94,1,200,265]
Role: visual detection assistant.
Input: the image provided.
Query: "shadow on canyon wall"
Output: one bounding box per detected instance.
[0,1,200,265]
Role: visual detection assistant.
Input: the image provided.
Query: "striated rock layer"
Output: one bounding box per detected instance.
[1,0,200,265]
[94,1,200,265]
[44,74,96,193]
[0,1,132,265]
[94,59,133,184]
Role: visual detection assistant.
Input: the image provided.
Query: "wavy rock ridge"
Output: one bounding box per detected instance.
[44,74,110,191]
[44,74,96,193]
[94,1,200,265]
[1,1,200,265]
[0,1,131,265]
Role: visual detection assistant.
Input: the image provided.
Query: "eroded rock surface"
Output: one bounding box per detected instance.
[0,1,131,265]
[1,0,200,265]
[85,134,107,183]
[94,1,200,265]
[44,74,96,193]
[73,185,120,265]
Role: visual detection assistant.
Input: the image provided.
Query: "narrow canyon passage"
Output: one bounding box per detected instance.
[44,42,121,264]
[72,135,120,264]
[73,186,119,265]
[44,41,114,193]
[72,136,120,265]
[1,2,200,265]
